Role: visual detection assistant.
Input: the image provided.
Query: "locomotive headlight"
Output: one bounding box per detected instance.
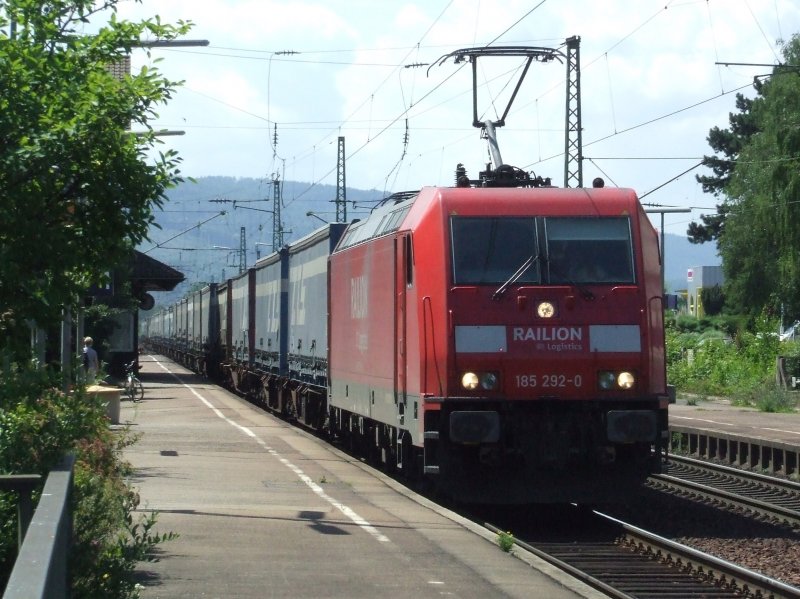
[617,371,635,390]
[461,372,480,390]
[461,372,498,391]
[598,370,636,391]
[537,301,556,318]
[480,372,499,390]
[598,371,616,390]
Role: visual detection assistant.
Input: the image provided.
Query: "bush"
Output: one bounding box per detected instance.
[0,361,174,598]
[667,315,799,412]
[730,381,797,412]
[666,318,784,404]
[701,284,725,316]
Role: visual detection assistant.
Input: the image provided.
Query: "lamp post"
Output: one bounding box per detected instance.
[210,245,237,272]
[306,211,328,225]
[255,242,271,260]
[644,207,692,294]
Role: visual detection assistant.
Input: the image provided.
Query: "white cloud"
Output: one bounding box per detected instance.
[104,0,800,232]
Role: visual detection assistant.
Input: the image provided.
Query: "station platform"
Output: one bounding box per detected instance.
[669,397,800,477]
[121,355,602,599]
[671,397,800,445]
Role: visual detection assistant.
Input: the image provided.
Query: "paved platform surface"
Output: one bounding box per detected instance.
[121,355,602,599]
[670,397,800,447]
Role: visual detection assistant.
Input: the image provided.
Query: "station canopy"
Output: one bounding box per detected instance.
[132,250,184,292]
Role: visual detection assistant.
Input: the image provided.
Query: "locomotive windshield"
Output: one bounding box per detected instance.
[546,217,635,284]
[451,217,539,285]
[451,216,635,286]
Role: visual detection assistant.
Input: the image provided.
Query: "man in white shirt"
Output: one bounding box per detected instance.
[83,336,100,382]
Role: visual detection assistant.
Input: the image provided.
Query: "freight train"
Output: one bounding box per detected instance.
[142,45,669,504]
[141,178,670,504]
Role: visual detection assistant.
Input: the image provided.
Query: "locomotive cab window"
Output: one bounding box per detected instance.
[545,217,635,285]
[451,217,539,285]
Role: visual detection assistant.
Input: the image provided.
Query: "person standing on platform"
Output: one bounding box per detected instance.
[83,336,100,383]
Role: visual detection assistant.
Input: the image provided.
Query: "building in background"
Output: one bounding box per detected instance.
[686,265,724,317]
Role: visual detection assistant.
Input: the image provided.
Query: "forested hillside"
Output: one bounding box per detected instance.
[140,176,383,303]
[141,176,719,309]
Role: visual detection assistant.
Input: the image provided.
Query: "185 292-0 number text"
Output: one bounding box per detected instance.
[515,374,582,388]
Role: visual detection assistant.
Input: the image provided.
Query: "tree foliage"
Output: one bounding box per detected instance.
[700,284,725,316]
[692,35,800,318]
[688,93,760,244]
[722,36,800,317]
[0,1,192,360]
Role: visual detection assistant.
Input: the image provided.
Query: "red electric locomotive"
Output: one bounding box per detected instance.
[327,185,668,504]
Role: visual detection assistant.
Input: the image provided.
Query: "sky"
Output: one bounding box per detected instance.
[104,0,800,236]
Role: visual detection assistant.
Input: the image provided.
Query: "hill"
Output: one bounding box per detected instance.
[663,233,720,292]
[141,177,719,307]
[141,176,384,305]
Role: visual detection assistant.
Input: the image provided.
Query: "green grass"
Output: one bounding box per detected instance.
[497,531,515,553]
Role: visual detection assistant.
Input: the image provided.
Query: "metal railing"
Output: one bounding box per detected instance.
[2,454,75,599]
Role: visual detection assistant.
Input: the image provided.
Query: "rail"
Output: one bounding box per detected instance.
[597,510,800,598]
[655,453,800,527]
[485,507,800,598]
[2,454,75,599]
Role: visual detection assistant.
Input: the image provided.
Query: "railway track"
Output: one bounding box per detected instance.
[653,454,800,528]
[483,508,800,599]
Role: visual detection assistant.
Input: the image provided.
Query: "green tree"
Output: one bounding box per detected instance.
[700,284,725,316]
[0,1,192,360]
[689,35,800,319]
[719,36,800,318]
[688,93,759,244]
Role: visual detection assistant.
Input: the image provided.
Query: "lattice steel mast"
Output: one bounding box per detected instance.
[564,36,583,188]
[335,136,347,223]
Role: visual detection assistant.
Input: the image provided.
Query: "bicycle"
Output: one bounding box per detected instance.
[123,360,144,402]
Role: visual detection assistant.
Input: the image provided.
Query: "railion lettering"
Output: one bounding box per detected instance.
[512,326,582,342]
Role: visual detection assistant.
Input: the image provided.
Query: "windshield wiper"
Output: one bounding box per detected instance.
[492,254,539,301]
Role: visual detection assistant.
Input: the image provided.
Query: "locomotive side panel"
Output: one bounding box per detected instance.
[639,203,667,394]
[405,190,451,400]
[395,231,424,445]
[329,235,397,422]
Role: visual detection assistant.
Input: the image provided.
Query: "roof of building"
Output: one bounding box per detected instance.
[132,251,184,292]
